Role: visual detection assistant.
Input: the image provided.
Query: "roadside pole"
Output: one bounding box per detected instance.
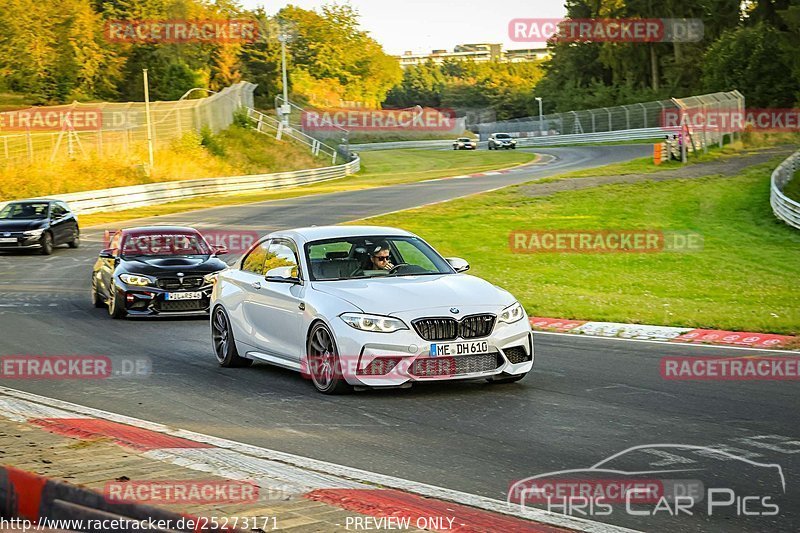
[143,69,155,171]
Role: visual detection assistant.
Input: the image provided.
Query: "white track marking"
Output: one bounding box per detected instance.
[0,386,639,533]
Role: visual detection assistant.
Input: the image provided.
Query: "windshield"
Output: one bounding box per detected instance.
[0,202,49,220]
[121,232,211,257]
[306,236,453,281]
[457,138,472,142]
[495,134,511,139]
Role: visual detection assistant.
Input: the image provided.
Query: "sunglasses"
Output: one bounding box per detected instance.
[374,255,390,261]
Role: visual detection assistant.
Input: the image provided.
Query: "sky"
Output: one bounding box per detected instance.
[240,0,567,54]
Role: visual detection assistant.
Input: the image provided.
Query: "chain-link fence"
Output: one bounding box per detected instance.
[0,82,256,166]
[475,91,745,144]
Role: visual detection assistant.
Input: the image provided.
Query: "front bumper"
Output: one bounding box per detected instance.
[115,282,213,316]
[330,316,534,387]
[0,235,43,249]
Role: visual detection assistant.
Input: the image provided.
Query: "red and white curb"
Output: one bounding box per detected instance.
[530,317,798,350]
[0,386,636,533]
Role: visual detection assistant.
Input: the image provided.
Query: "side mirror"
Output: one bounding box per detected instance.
[265,266,301,284]
[213,245,228,256]
[99,249,115,259]
[446,257,470,273]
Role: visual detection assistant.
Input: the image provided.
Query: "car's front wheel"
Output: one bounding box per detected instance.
[212,307,252,368]
[307,322,351,394]
[107,288,127,319]
[39,232,53,255]
[68,229,80,248]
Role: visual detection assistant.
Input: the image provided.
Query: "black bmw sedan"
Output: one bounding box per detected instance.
[91,226,229,319]
[0,199,80,254]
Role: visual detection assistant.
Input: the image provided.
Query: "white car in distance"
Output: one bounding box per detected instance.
[210,226,533,393]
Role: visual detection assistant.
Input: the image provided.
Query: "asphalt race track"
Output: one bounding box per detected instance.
[1,144,798,533]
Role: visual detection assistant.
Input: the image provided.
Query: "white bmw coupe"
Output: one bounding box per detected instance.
[210,226,533,393]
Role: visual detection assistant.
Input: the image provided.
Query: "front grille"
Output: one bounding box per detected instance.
[459,315,496,339]
[412,314,496,341]
[504,346,531,364]
[413,318,458,341]
[411,353,501,377]
[157,276,204,290]
[157,299,207,312]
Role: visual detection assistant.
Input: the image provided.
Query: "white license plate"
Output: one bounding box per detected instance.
[0,238,17,243]
[165,291,203,301]
[430,340,489,357]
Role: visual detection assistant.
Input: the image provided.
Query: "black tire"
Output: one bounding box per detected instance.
[487,372,528,384]
[212,306,252,368]
[91,278,106,308]
[107,287,127,319]
[306,322,351,394]
[40,232,53,255]
[68,229,80,248]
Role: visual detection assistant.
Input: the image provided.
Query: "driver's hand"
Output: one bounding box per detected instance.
[384,261,394,270]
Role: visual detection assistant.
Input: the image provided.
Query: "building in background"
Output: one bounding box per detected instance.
[398,43,548,68]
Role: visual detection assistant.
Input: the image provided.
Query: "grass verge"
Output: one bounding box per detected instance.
[0,124,326,201]
[78,149,537,226]
[350,160,800,335]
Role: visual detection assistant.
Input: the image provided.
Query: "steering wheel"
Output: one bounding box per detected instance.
[387,263,409,275]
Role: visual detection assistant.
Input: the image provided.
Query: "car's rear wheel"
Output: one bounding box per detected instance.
[212,307,252,368]
[107,288,127,319]
[91,278,106,308]
[307,322,351,394]
[39,232,53,255]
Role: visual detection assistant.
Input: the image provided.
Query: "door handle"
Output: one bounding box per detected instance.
[251,282,262,290]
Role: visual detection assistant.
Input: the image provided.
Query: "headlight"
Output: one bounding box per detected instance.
[499,302,525,324]
[119,273,153,286]
[23,229,44,237]
[340,313,408,333]
[203,272,220,285]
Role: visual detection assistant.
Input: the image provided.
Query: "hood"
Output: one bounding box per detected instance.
[0,219,47,232]
[120,255,227,276]
[312,274,515,314]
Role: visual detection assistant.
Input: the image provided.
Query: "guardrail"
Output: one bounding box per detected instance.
[6,157,360,215]
[770,149,800,229]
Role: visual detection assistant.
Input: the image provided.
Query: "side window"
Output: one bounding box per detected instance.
[51,204,66,218]
[57,202,71,215]
[241,239,270,274]
[266,241,300,278]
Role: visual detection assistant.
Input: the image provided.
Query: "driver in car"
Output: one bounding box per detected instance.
[367,243,394,271]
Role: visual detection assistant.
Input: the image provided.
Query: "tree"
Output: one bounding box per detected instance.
[703,22,797,106]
